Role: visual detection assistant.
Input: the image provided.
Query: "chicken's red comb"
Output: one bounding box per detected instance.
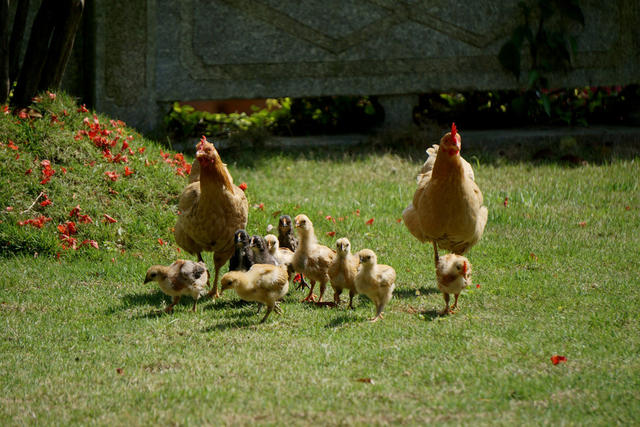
[196,135,208,151]
[462,260,468,275]
[451,123,457,140]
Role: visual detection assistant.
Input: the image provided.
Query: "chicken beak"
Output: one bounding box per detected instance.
[143,276,151,284]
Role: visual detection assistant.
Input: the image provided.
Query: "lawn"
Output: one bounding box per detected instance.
[1,94,639,425]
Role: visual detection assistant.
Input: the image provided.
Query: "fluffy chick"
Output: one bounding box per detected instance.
[328,237,359,308]
[229,229,254,272]
[265,234,295,277]
[250,235,278,265]
[220,264,289,323]
[355,249,396,322]
[292,214,336,303]
[144,259,209,312]
[434,243,471,315]
[277,214,298,251]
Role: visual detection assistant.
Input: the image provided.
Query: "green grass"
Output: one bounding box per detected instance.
[1,94,640,425]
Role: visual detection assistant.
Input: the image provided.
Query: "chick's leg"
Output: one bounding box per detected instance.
[297,274,311,291]
[260,305,274,323]
[333,288,343,306]
[348,289,356,309]
[439,293,450,316]
[451,294,460,312]
[166,296,181,313]
[192,296,199,312]
[274,302,283,314]
[302,280,317,302]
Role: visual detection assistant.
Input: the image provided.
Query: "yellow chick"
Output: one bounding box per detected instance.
[328,237,359,308]
[220,264,289,323]
[434,245,471,315]
[265,233,296,281]
[355,249,396,322]
[292,214,336,303]
[144,259,209,312]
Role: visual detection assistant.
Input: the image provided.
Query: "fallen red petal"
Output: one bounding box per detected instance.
[366,218,374,225]
[326,231,336,237]
[550,355,567,365]
[578,221,586,227]
[239,182,247,191]
[103,214,117,223]
[503,197,509,207]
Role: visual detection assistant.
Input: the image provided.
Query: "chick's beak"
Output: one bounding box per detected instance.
[143,275,151,284]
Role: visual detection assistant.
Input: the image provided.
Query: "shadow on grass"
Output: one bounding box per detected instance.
[394,286,439,299]
[324,313,361,328]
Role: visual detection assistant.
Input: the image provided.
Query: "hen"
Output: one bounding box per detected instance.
[220,264,289,323]
[403,123,487,255]
[434,244,472,315]
[328,237,359,308]
[229,229,254,272]
[292,214,336,303]
[174,136,248,298]
[355,249,396,322]
[144,259,209,312]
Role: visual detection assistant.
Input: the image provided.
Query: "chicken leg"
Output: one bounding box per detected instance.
[302,280,317,302]
[260,306,274,323]
[439,293,451,316]
[166,295,181,313]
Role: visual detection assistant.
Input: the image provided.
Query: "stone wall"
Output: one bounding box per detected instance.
[82,0,640,132]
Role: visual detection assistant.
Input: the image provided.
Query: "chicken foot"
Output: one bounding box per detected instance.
[166,296,181,313]
[260,306,274,323]
[348,290,356,309]
[302,280,317,302]
[296,274,311,291]
[450,294,460,313]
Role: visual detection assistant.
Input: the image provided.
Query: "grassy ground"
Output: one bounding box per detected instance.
[1,94,639,425]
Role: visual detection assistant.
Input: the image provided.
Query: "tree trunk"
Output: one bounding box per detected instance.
[11,0,57,108]
[0,0,9,104]
[9,0,29,84]
[38,0,84,92]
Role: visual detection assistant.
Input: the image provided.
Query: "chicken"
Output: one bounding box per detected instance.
[220,264,289,323]
[174,136,248,298]
[144,259,209,312]
[292,214,336,303]
[277,215,298,251]
[328,237,359,308]
[265,233,294,270]
[434,243,471,315]
[403,123,488,255]
[229,229,254,272]
[249,235,277,265]
[355,249,396,322]
[278,214,310,291]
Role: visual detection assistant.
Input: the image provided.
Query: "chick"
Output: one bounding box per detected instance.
[277,214,298,251]
[144,259,209,312]
[355,249,396,322]
[292,214,336,303]
[229,229,254,272]
[434,243,471,315]
[220,264,289,323]
[265,234,294,274]
[328,237,359,308]
[278,214,311,291]
[250,235,278,265]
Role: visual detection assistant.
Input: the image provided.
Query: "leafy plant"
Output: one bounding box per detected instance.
[498,0,585,117]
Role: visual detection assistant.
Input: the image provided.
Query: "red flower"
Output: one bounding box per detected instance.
[6,206,13,212]
[57,221,77,236]
[476,284,481,289]
[578,221,586,227]
[18,215,51,228]
[293,274,302,283]
[550,355,567,365]
[503,197,509,207]
[366,218,374,225]
[104,171,119,181]
[124,166,134,176]
[61,167,67,174]
[144,159,150,167]
[2,105,8,114]
[69,205,81,217]
[158,238,166,246]
[76,214,92,224]
[25,168,32,175]
[396,218,402,223]
[80,239,99,249]
[18,110,28,119]
[40,199,52,207]
[258,203,264,210]
[239,182,248,191]
[103,214,117,224]
[138,147,146,154]
[355,209,360,216]
[7,140,18,150]
[326,231,336,237]
[47,91,56,100]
